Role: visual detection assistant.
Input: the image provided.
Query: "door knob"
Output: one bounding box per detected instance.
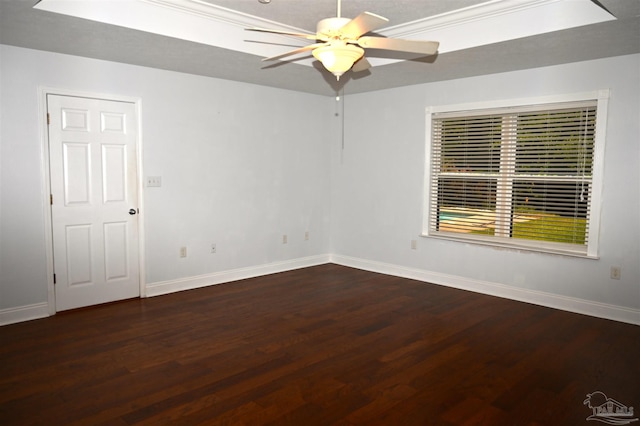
[129,209,137,215]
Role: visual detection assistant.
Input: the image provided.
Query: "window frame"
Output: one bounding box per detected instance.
[422,90,609,258]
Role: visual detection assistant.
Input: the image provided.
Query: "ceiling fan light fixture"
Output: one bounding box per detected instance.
[313,44,364,80]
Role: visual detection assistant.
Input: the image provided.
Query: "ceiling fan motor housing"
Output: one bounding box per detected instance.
[317,17,352,38]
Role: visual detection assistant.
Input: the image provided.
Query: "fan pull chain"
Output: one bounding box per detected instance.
[340,88,345,162]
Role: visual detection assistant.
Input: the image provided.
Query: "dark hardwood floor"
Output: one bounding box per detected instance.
[1,264,638,425]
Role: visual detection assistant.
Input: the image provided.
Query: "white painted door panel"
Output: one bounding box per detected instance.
[48,95,139,311]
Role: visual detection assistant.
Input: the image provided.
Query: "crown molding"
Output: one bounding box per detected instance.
[141,0,311,34]
[381,0,615,54]
[34,0,615,68]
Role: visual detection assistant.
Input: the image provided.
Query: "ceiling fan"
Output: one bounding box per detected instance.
[246,0,439,80]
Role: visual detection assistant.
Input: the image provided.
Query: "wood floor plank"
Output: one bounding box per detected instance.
[1,264,638,425]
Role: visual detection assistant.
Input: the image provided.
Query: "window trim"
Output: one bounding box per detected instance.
[422,90,609,258]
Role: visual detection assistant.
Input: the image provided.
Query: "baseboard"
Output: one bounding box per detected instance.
[330,254,640,326]
[0,302,50,326]
[146,254,332,297]
[5,254,637,326]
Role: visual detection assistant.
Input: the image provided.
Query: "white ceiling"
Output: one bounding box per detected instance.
[1,0,639,96]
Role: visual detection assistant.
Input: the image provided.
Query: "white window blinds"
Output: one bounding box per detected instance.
[427,100,597,253]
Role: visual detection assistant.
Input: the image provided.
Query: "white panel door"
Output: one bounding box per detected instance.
[48,94,140,311]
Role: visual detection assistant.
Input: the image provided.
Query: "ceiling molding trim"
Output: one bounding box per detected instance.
[33,0,616,69]
[34,0,309,59]
[368,0,614,67]
[384,0,568,37]
[380,0,615,53]
[140,0,311,34]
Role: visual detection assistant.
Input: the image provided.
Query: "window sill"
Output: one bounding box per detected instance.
[421,231,599,259]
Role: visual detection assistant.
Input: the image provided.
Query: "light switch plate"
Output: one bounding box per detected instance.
[146,176,162,187]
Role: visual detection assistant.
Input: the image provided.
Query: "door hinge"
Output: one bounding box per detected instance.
[47,113,51,125]
[53,274,56,284]
[50,194,53,205]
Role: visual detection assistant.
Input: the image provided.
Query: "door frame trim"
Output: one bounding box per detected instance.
[39,87,146,315]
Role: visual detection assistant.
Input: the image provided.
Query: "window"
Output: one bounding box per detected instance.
[424,92,608,257]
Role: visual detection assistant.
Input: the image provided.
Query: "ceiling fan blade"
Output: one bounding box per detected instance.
[357,36,439,55]
[246,27,318,41]
[339,12,389,39]
[351,57,371,73]
[262,43,326,62]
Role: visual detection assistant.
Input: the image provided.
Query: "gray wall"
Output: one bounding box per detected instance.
[1,44,638,323]
[330,54,640,314]
[0,45,333,312]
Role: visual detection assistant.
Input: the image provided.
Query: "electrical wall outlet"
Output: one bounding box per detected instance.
[610,266,621,280]
[282,234,288,244]
[305,231,309,241]
[411,239,417,250]
[210,243,216,254]
[179,246,187,258]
